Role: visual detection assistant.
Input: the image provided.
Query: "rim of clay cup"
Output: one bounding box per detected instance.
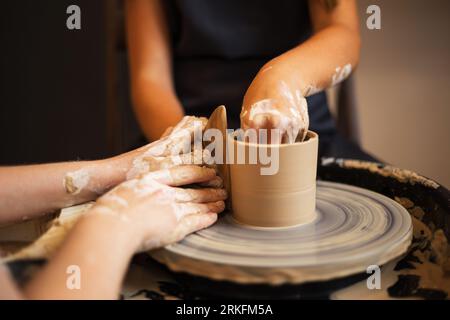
[229,130,318,148]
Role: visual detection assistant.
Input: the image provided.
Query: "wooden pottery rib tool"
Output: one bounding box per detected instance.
[203,105,230,199]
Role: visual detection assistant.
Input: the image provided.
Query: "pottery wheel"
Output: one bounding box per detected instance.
[151,181,413,285]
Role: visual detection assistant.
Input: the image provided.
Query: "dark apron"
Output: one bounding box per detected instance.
[163,0,337,134]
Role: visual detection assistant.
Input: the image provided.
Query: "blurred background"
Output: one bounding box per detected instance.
[0,0,449,187]
[354,0,450,188]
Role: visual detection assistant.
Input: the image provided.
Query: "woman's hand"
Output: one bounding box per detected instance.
[108,115,209,182]
[87,165,227,252]
[240,65,309,144]
[241,0,361,144]
[66,115,209,197]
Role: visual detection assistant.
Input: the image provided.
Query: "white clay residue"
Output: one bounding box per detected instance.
[331,64,352,87]
[127,156,150,180]
[278,82,309,142]
[123,174,171,200]
[296,89,309,125]
[243,81,310,143]
[245,99,288,143]
[64,168,90,195]
[101,194,129,207]
[172,203,190,222]
[248,99,282,121]
[145,168,173,183]
[240,80,310,143]
[249,99,280,120]
[304,84,322,96]
[126,117,206,179]
[120,174,188,223]
[91,206,129,222]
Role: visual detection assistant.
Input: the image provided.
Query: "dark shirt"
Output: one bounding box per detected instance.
[163,0,336,135]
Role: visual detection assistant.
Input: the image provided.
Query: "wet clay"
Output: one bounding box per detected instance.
[228,131,318,227]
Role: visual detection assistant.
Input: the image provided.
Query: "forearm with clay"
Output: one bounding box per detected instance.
[0,116,212,224]
[0,161,126,224]
[241,0,360,143]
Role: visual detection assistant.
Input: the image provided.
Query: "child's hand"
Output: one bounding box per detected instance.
[73,116,210,197]
[87,165,227,252]
[240,65,309,143]
[114,116,209,180]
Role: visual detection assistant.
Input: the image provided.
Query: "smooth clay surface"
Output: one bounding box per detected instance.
[228,131,318,227]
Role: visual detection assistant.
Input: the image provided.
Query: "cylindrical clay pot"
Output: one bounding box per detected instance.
[228,131,318,228]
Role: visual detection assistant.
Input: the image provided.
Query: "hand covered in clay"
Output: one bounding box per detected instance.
[241,65,309,144]
[126,115,210,178]
[62,116,211,198]
[88,165,227,252]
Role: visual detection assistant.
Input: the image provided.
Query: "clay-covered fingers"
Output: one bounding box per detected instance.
[96,192,129,210]
[248,113,282,131]
[199,175,223,188]
[145,165,217,187]
[142,149,206,171]
[143,116,207,158]
[173,201,225,220]
[165,116,207,149]
[161,116,207,157]
[170,116,207,136]
[174,188,227,203]
[170,213,218,243]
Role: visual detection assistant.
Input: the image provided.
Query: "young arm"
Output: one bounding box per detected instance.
[125,0,184,141]
[0,116,207,224]
[241,0,360,141]
[0,160,125,224]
